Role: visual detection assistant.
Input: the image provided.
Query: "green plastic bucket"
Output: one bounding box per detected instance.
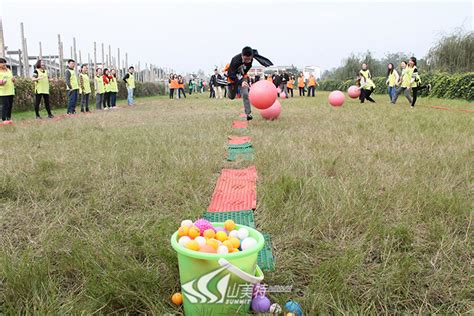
[171,222,265,315]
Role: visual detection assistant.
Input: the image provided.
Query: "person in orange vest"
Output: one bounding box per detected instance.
[297,72,306,96]
[286,75,295,97]
[168,74,175,99]
[178,75,186,99]
[227,46,273,120]
[307,74,318,97]
[266,75,273,82]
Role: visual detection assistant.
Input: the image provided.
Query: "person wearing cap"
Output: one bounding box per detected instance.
[227,46,273,120]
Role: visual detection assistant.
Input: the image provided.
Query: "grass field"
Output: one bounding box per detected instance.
[1,91,472,315]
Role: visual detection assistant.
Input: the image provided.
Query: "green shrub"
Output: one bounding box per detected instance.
[317,72,474,101]
[11,78,166,112]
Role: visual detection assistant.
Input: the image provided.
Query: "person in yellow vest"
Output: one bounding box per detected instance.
[95,67,105,110]
[102,68,111,110]
[123,66,135,106]
[32,59,54,119]
[297,72,306,96]
[392,61,413,105]
[286,75,295,97]
[65,59,79,114]
[0,58,15,123]
[385,63,399,103]
[79,64,91,112]
[359,63,376,103]
[109,69,119,108]
[407,57,431,108]
[307,74,318,97]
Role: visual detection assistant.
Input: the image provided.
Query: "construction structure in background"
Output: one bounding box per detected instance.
[0,19,175,88]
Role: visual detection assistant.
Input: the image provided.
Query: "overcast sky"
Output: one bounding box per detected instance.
[1,0,472,74]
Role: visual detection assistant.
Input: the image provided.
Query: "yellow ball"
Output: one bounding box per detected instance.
[171,292,183,305]
[229,237,241,249]
[177,226,189,237]
[224,219,236,231]
[203,229,215,239]
[188,226,201,239]
[206,238,219,250]
[185,240,200,251]
[222,240,234,251]
[215,231,228,242]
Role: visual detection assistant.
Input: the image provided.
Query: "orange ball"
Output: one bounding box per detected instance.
[199,244,217,253]
[224,219,236,231]
[188,226,201,239]
[185,240,200,251]
[171,292,183,305]
[203,229,216,239]
[231,248,240,253]
[222,240,234,251]
[215,231,228,242]
[177,226,189,237]
[206,238,219,250]
[229,237,241,249]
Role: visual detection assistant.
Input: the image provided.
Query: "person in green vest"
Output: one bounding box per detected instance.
[385,63,399,103]
[123,66,135,106]
[392,61,413,105]
[32,59,54,119]
[0,58,15,123]
[79,64,91,112]
[95,67,105,110]
[407,57,431,108]
[65,59,79,114]
[109,69,119,108]
[359,63,376,103]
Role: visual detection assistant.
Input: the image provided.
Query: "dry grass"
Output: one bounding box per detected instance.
[1,92,473,314]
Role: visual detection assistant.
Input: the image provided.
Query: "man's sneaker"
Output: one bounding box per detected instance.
[35,115,42,120]
[48,114,54,119]
[104,107,109,110]
[246,114,253,121]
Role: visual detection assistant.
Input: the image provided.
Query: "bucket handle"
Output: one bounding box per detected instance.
[218,258,264,284]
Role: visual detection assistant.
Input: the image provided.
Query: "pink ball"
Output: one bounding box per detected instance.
[348,85,360,99]
[276,87,281,93]
[280,92,287,99]
[328,90,345,107]
[249,80,278,110]
[260,100,282,120]
[193,219,214,235]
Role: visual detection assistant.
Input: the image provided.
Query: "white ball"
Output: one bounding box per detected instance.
[241,237,257,251]
[238,228,249,240]
[217,245,229,254]
[195,236,206,247]
[181,219,193,228]
[269,303,282,314]
[229,230,239,238]
[178,236,191,247]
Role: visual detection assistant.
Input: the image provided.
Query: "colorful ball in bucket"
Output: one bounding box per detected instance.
[328,90,345,107]
[171,292,183,305]
[178,236,191,247]
[251,295,271,313]
[188,226,200,239]
[238,228,249,240]
[224,219,236,231]
[180,219,193,228]
[269,303,282,314]
[347,85,360,98]
[260,100,282,120]
[241,237,257,251]
[249,80,278,110]
[193,219,214,234]
[284,300,303,316]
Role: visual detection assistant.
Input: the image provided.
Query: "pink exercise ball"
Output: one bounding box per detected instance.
[276,87,281,93]
[249,80,278,110]
[260,100,282,120]
[280,92,287,99]
[348,85,360,99]
[328,90,345,107]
